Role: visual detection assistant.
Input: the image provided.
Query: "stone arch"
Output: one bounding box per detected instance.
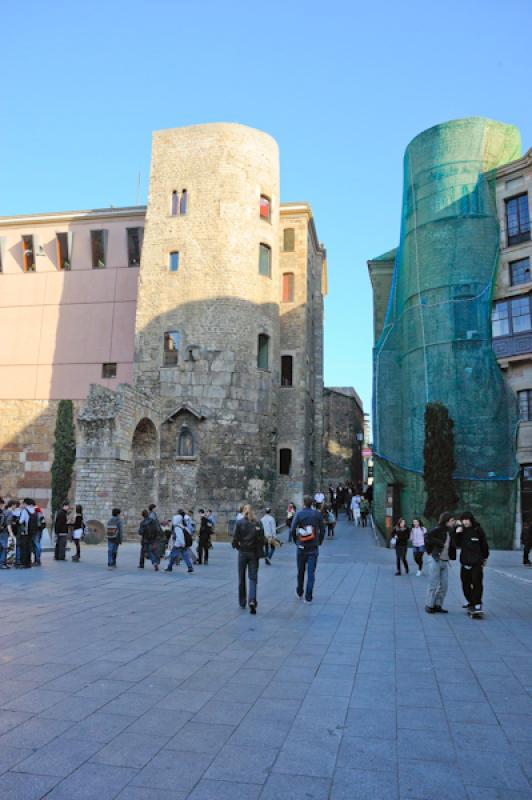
[128,417,159,524]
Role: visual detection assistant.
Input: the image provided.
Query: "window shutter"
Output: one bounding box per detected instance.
[67,232,73,266]
[102,229,108,266]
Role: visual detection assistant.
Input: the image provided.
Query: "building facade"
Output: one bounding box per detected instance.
[0,122,362,532]
[322,388,364,488]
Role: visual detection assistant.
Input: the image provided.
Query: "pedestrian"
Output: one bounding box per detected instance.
[0,498,11,570]
[391,518,410,575]
[314,489,325,509]
[31,505,46,565]
[18,498,39,569]
[197,509,213,565]
[350,493,361,525]
[236,504,245,521]
[72,504,84,562]
[455,512,489,614]
[323,504,336,537]
[291,495,325,604]
[54,500,70,561]
[106,508,123,569]
[232,504,265,614]
[261,507,277,564]
[410,517,427,576]
[138,509,160,570]
[360,496,370,527]
[207,509,217,529]
[10,500,21,566]
[425,512,457,614]
[345,486,353,520]
[522,517,532,566]
[286,502,296,528]
[165,509,194,573]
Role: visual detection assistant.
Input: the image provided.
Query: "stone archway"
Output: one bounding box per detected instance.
[128,417,158,525]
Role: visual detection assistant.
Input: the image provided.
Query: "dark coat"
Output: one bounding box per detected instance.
[425,524,457,560]
[232,518,265,555]
[392,526,410,547]
[455,524,489,566]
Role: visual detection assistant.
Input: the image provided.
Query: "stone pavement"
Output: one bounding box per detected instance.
[0,517,531,800]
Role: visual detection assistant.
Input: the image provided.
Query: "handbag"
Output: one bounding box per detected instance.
[390,536,397,548]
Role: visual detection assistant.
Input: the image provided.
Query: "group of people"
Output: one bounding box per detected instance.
[0,497,47,568]
[391,512,490,615]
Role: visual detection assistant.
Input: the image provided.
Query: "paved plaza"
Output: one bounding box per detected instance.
[0,518,531,800]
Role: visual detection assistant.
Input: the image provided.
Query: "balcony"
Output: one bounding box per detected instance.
[493,331,532,359]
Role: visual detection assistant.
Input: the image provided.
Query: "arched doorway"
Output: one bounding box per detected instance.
[128,418,158,525]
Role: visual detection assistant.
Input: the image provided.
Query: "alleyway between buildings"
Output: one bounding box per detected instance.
[0,517,531,799]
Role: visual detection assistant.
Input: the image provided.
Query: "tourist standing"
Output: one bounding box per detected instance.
[360,496,370,527]
[391,518,410,575]
[324,504,336,537]
[165,509,194,573]
[261,507,277,564]
[106,508,123,569]
[314,489,325,508]
[0,498,10,570]
[350,493,361,525]
[18,499,38,569]
[290,495,325,604]
[138,509,160,570]
[197,509,212,565]
[72,504,84,562]
[410,517,427,576]
[54,500,70,561]
[455,512,489,613]
[425,512,457,614]
[232,505,265,614]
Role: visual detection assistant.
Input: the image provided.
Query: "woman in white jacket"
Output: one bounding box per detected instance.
[410,518,427,576]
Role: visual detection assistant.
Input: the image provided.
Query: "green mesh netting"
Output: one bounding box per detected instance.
[373,118,522,548]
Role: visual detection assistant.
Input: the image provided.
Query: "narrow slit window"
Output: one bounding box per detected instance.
[282,272,295,302]
[169,251,180,272]
[171,190,179,216]
[279,448,292,475]
[180,190,188,215]
[281,355,293,387]
[163,331,180,366]
[491,301,510,337]
[259,243,271,277]
[257,333,270,370]
[283,227,295,251]
[127,227,143,267]
[56,233,70,270]
[22,235,35,272]
[102,362,117,379]
[91,230,106,268]
[260,195,271,222]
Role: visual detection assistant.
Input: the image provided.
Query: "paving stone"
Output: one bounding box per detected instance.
[193,700,252,725]
[337,735,397,772]
[261,773,331,799]
[0,771,60,800]
[166,721,235,753]
[397,706,449,731]
[13,733,103,777]
[131,748,212,792]
[116,788,187,800]
[344,707,397,739]
[204,742,278,784]
[187,779,262,800]
[399,759,468,800]
[91,731,169,768]
[0,716,74,749]
[0,745,33,775]
[46,762,138,799]
[330,766,399,799]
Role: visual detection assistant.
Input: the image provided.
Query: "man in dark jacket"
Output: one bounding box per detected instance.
[291,495,325,603]
[54,501,70,561]
[232,505,265,614]
[522,518,532,566]
[455,512,489,612]
[425,511,457,614]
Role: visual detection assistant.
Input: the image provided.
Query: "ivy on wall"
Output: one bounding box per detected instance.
[423,402,459,520]
[51,400,76,515]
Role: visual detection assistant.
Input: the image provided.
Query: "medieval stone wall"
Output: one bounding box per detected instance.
[322,389,364,488]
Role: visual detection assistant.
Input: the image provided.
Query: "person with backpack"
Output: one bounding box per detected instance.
[138,509,160,570]
[165,509,194,573]
[359,497,370,527]
[290,495,325,604]
[54,500,70,561]
[0,498,11,570]
[232,505,265,614]
[72,504,85,562]
[197,509,213,565]
[323,504,336,537]
[106,508,123,569]
[18,498,39,569]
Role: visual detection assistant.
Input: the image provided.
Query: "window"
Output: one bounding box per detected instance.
[510,257,531,286]
[91,230,106,268]
[102,362,117,378]
[506,194,531,246]
[257,333,269,370]
[22,235,35,272]
[518,390,532,421]
[171,189,188,216]
[177,426,194,457]
[56,233,70,270]
[511,296,531,333]
[281,355,293,387]
[279,448,292,475]
[260,195,271,222]
[127,227,143,267]
[180,190,188,216]
[163,331,180,366]
[169,251,180,272]
[282,272,295,302]
[283,227,295,252]
[259,243,271,277]
[171,190,179,216]
[492,301,509,337]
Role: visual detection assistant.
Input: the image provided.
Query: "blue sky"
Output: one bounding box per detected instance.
[2,0,531,415]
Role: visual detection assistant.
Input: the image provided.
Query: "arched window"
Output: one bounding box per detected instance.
[260,195,271,222]
[169,251,180,272]
[180,189,188,215]
[171,190,179,216]
[177,426,195,457]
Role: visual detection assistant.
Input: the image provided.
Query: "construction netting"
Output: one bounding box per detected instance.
[373,118,522,547]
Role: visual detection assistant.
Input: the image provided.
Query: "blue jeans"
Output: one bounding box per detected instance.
[238,551,258,606]
[32,532,42,563]
[265,542,275,559]
[426,557,449,608]
[108,540,119,566]
[167,546,192,571]
[297,549,318,601]
[0,532,8,566]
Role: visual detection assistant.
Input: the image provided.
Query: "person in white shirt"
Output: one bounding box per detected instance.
[351,494,361,526]
[314,491,325,508]
[261,508,277,565]
[165,510,194,573]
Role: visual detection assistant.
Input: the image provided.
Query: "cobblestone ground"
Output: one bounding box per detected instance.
[0,517,531,800]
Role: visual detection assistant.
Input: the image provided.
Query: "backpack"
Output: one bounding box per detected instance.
[144,518,159,542]
[297,525,317,544]
[106,518,119,541]
[184,529,193,548]
[27,512,40,536]
[327,511,335,524]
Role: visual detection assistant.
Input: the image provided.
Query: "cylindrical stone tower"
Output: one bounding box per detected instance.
[134,123,281,522]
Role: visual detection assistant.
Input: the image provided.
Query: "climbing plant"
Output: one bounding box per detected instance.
[423,402,459,520]
[51,400,76,515]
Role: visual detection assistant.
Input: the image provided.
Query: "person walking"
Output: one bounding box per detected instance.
[232,505,265,614]
[351,493,361,526]
[391,518,410,575]
[106,508,123,569]
[165,509,194,573]
[54,500,70,561]
[261,507,277,564]
[360,496,370,527]
[138,509,160,570]
[291,495,325,604]
[286,502,296,542]
[197,509,212,565]
[455,512,489,613]
[0,498,11,570]
[72,504,84,562]
[410,517,427,576]
[522,518,532,566]
[425,512,457,614]
[18,499,39,569]
[323,504,336,537]
[314,490,325,509]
